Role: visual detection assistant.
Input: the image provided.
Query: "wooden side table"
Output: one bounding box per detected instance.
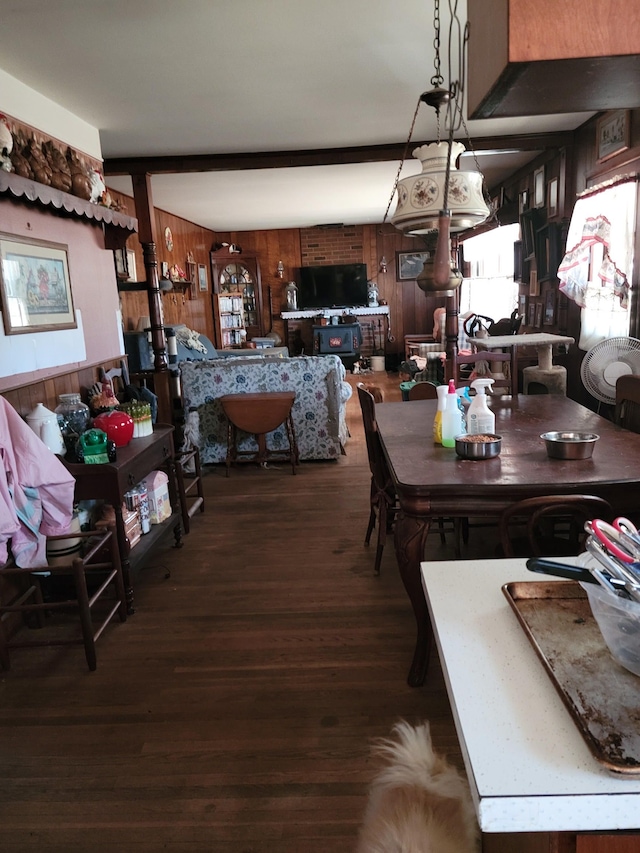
[63,425,182,612]
[220,392,298,476]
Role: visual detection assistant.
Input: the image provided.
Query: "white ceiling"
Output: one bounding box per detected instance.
[0,0,592,232]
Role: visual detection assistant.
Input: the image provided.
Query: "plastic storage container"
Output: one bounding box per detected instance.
[580,580,640,677]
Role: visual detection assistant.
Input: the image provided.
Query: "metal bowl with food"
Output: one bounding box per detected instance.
[454,433,502,460]
[540,431,599,460]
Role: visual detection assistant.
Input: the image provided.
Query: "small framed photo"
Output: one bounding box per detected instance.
[533,167,545,208]
[518,293,528,317]
[518,189,529,214]
[596,110,630,162]
[547,178,559,218]
[534,302,543,329]
[198,263,208,291]
[396,251,430,281]
[0,234,76,335]
[161,261,169,280]
[544,289,556,326]
[529,267,539,297]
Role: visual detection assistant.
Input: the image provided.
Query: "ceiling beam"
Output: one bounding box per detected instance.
[103,132,575,176]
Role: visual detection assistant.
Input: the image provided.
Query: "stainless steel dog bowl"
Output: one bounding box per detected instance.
[540,431,599,460]
[455,433,502,460]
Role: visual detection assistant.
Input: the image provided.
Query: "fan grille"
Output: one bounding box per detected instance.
[581,337,640,404]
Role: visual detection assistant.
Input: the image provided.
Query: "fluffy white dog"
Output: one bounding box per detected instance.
[356,721,480,853]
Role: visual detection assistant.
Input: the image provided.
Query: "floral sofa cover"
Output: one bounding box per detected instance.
[179,355,352,463]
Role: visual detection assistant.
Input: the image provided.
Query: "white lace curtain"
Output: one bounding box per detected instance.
[558,175,638,350]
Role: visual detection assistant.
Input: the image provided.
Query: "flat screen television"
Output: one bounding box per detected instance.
[297,263,368,310]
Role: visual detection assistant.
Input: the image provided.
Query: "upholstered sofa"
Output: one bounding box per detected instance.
[179,355,352,463]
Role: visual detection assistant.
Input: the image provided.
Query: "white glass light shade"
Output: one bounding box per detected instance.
[391,141,490,235]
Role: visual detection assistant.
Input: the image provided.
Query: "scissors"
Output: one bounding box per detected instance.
[584,536,640,603]
[613,516,640,545]
[587,519,640,565]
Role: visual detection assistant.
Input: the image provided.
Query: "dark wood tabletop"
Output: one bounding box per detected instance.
[376,394,640,687]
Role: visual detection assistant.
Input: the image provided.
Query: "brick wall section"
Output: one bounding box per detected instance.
[300,225,363,265]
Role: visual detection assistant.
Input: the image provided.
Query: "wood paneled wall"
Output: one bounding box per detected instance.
[111,190,218,347]
[115,108,640,378]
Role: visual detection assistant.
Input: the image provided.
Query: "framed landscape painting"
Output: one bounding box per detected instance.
[396,251,430,281]
[0,234,76,335]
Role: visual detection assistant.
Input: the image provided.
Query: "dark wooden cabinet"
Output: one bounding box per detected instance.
[210,251,264,345]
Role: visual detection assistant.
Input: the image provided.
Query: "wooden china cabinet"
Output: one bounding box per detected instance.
[210,250,264,347]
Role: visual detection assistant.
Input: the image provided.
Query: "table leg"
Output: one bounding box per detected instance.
[394,510,434,687]
[114,503,135,614]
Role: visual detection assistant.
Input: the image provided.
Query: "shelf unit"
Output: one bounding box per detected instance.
[210,251,264,343]
[215,293,246,348]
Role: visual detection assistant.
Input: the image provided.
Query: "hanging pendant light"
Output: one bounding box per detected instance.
[391,140,489,235]
[386,0,490,244]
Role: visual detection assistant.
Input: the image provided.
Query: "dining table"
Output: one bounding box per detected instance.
[375,394,640,687]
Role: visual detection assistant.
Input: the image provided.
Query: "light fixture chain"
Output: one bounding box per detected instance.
[382,95,423,224]
[431,0,443,87]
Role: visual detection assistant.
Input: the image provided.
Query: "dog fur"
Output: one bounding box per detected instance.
[360,383,384,403]
[356,721,480,853]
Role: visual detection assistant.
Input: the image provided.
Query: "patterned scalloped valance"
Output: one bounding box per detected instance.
[0,171,137,248]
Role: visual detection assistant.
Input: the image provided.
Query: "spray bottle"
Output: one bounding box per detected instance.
[467,378,496,435]
[441,379,466,447]
[433,385,448,444]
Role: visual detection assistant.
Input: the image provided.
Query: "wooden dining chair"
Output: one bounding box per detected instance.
[407,381,439,401]
[356,383,452,574]
[0,525,127,671]
[454,350,517,396]
[498,494,613,558]
[357,383,398,575]
[615,374,640,434]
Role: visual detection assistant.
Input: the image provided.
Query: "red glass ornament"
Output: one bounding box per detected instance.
[93,410,134,447]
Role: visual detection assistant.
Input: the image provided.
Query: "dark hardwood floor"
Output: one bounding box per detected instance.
[0,373,465,852]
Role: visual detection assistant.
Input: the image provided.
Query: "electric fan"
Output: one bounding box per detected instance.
[580,336,640,405]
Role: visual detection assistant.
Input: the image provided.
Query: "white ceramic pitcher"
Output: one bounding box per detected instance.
[26,403,67,456]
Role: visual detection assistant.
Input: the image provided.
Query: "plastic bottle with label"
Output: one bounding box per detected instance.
[433,385,448,444]
[467,378,496,435]
[441,379,466,447]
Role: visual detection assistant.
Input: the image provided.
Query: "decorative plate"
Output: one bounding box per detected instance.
[164,226,173,252]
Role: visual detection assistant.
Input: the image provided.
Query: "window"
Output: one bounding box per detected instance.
[458,224,520,347]
[558,176,637,350]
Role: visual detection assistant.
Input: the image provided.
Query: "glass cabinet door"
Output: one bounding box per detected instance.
[211,252,264,343]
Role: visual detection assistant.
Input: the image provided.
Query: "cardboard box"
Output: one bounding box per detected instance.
[139,470,172,524]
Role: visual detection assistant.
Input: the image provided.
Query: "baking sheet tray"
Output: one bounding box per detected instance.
[503,580,640,775]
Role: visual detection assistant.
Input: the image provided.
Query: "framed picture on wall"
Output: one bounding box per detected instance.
[533,167,545,208]
[544,289,556,325]
[528,303,536,327]
[518,293,527,317]
[198,263,208,291]
[596,110,630,162]
[529,267,539,297]
[534,302,543,329]
[396,251,430,281]
[0,234,77,335]
[547,178,559,218]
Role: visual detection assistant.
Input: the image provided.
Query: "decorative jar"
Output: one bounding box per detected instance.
[285,281,298,311]
[93,409,135,447]
[55,393,90,439]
